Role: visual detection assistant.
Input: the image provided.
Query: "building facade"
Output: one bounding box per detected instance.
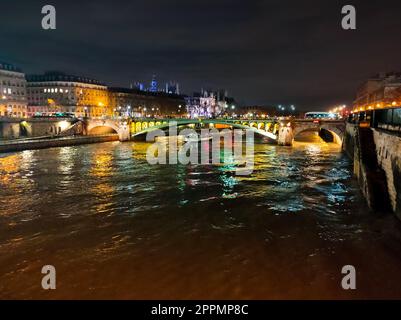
[0,61,27,118]
[165,81,180,95]
[26,72,110,118]
[185,89,236,118]
[108,87,186,118]
[354,72,401,112]
[185,91,217,118]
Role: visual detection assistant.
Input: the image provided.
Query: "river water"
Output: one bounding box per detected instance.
[1,132,401,299]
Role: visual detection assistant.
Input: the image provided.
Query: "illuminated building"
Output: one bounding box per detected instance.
[149,75,158,93]
[185,89,236,118]
[26,72,110,118]
[185,90,217,118]
[0,61,27,118]
[165,81,180,95]
[353,72,401,112]
[131,82,145,91]
[185,95,202,118]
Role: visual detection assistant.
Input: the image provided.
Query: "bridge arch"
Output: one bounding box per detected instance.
[86,120,120,135]
[88,125,118,135]
[293,124,344,145]
[85,119,131,141]
[320,125,344,145]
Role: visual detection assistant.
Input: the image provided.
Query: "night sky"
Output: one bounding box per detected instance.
[1,0,401,110]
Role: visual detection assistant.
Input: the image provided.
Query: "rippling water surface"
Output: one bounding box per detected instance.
[1,133,401,299]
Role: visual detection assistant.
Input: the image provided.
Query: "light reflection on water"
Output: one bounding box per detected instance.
[0,132,401,299]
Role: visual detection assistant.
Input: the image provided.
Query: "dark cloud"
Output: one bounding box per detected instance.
[1,0,401,109]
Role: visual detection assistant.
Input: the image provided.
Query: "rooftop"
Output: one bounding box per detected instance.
[108,87,183,99]
[0,61,23,73]
[26,71,105,85]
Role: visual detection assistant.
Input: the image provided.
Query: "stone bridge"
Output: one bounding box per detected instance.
[85,118,131,141]
[131,118,279,140]
[282,119,346,145]
[84,118,346,145]
[0,117,77,139]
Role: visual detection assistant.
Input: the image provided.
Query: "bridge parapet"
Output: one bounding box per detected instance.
[83,117,346,145]
[130,118,280,140]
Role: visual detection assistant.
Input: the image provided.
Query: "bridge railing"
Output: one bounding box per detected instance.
[130,117,286,122]
[372,107,401,134]
[348,107,401,134]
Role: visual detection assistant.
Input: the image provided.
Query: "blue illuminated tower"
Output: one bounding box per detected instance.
[150,75,158,92]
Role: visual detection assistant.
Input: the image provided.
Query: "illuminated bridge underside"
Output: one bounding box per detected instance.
[292,120,345,145]
[131,119,279,140]
[84,118,345,144]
